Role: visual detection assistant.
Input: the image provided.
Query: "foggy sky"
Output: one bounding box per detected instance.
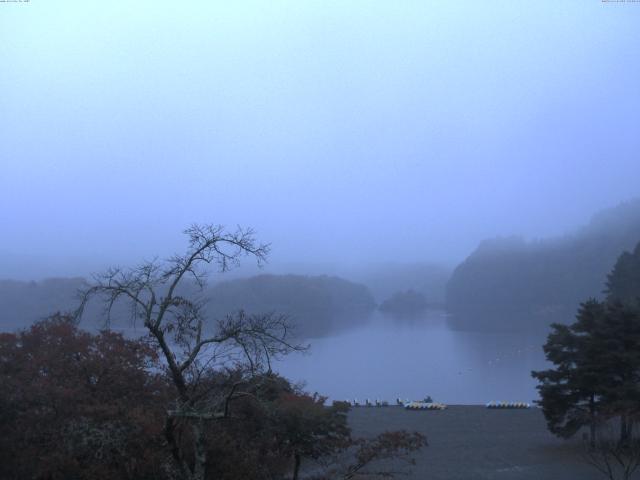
[2,1,640,280]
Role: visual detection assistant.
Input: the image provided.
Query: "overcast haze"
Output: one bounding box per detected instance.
[2,1,640,280]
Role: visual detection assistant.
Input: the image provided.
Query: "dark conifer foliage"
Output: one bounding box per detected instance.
[532,300,608,446]
[533,246,640,448]
[606,242,640,306]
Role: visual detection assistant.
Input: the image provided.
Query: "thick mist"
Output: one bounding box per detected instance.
[5,5,640,480]
[2,2,640,280]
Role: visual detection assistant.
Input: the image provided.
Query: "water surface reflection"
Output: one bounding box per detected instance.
[275,312,548,405]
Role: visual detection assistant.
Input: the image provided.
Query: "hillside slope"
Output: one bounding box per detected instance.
[0,274,376,338]
[207,274,376,337]
[446,199,640,331]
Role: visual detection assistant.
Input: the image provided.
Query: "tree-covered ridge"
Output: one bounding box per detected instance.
[347,262,450,304]
[207,274,377,338]
[379,290,429,317]
[0,274,376,338]
[0,277,87,331]
[446,199,640,331]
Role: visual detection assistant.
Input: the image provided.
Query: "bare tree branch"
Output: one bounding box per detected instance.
[74,224,302,480]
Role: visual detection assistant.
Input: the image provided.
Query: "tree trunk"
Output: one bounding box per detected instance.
[165,417,192,480]
[292,453,301,480]
[620,414,630,447]
[589,394,596,449]
[192,419,207,480]
[589,420,597,449]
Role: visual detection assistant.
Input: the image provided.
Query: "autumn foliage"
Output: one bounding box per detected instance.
[0,314,426,479]
[0,314,168,480]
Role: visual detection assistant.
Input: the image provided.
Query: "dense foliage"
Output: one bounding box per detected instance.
[0,316,425,480]
[0,314,168,480]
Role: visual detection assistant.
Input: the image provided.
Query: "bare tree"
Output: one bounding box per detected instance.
[75,224,306,480]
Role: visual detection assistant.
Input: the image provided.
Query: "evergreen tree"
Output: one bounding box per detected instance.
[532,300,607,446]
[606,242,640,306]
[533,299,640,446]
[593,301,640,444]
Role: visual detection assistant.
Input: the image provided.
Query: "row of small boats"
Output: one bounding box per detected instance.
[347,399,390,407]
[346,397,445,409]
[404,401,447,410]
[485,401,531,409]
[345,398,532,410]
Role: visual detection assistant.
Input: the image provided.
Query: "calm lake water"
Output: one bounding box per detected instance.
[274,311,548,405]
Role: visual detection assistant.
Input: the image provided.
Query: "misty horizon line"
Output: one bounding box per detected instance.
[2,195,638,283]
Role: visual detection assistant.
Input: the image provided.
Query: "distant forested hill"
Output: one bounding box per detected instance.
[346,262,451,304]
[0,274,376,338]
[446,199,640,331]
[0,277,87,331]
[206,274,376,338]
[379,289,429,317]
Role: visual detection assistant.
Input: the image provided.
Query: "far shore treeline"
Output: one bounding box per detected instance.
[447,199,640,331]
[2,200,640,336]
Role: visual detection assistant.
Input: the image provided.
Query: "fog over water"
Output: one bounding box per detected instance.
[2,2,640,280]
[2,2,640,407]
[275,312,546,405]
